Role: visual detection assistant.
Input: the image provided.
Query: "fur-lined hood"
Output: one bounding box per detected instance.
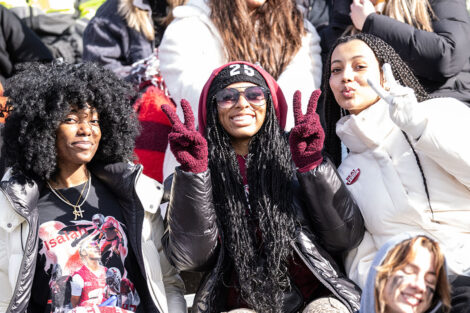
[118,0,154,40]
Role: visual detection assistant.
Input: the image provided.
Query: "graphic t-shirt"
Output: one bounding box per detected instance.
[28,175,142,313]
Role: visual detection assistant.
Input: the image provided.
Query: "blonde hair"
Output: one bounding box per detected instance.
[375,236,451,313]
[119,0,188,41]
[345,0,435,36]
[383,0,435,31]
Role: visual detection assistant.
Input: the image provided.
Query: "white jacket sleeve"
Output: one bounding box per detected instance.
[413,97,470,189]
[137,174,186,313]
[276,19,322,130]
[159,15,225,123]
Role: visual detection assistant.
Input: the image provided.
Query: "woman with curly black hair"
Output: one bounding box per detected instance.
[321,33,470,312]
[0,62,186,313]
[161,61,364,313]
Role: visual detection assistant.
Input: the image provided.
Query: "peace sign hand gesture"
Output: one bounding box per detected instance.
[367,63,426,139]
[162,100,208,173]
[289,90,325,172]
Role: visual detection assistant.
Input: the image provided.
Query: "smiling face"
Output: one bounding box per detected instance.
[383,245,437,313]
[56,106,101,169]
[329,39,382,115]
[217,82,267,151]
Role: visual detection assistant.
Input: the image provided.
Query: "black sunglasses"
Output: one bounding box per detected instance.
[215,86,267,109]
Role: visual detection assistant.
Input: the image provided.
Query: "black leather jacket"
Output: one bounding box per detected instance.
[0,163,169,313]
[163,158,364,313]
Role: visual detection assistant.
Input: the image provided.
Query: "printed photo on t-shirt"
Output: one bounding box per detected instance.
[38,214,140,313]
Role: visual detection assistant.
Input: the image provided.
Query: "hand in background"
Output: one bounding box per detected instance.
[350,0,376,31]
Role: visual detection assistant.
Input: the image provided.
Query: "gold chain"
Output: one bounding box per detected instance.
[47,172,91,220]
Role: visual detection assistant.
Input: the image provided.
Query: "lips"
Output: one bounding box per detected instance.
[72,141,93,150]
[342,86,356,98]
[401,292,422,307]
[230,114,255,126]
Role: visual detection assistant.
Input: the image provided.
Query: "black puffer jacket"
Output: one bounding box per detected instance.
[320,0,470,105]
[163,158,364,313]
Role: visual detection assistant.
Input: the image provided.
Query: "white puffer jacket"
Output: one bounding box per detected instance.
[337,98,470,288]
[159,0,322,179]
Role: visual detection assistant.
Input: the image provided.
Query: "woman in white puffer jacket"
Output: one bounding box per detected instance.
[321,33,470,311]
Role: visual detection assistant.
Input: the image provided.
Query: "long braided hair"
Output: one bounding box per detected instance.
[205,89,297,313]
[321,33,431,166]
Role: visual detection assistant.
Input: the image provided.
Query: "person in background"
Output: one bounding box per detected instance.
[360,235,451,313]
[83,0,186,79]
[321,33,470,312]
[1,0,103,65]
[0,4,52,84]
[321,0,470,107]
[84,0,189,183]
[0,61,186,313]
[296,0,331,33]
[161,61,363,313]
[159,0,323,179]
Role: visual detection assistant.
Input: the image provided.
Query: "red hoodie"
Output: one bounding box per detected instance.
[197,61,288,135]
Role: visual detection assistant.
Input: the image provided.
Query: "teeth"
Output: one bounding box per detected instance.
[403,294,420,305]
[232,115,253,122]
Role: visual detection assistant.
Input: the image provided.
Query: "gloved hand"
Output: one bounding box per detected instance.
[162,99,208,173]
[367,63,426,139]
[289,90,324,172]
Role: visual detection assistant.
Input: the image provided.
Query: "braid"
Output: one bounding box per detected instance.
[206,95,297,313]
[321,33,431,165]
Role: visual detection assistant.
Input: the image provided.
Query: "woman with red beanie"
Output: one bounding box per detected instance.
[161,61,364,313]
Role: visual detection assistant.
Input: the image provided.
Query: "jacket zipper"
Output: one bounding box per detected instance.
[290,243,354,313]
[1,187,35,313]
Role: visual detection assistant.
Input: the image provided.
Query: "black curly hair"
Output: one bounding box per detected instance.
[320,33,431,166]
[206,86,297,313]
[2,62,140,181]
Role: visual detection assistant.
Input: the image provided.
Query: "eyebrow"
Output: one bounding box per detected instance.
[331,55,368,65]
[68,108,98,114]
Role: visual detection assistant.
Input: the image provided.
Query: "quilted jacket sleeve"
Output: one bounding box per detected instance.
[162,168,219,272]
[362,0,470,81]
[296,158,364,254]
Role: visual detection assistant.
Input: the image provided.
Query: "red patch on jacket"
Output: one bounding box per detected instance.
[346,168,361,185]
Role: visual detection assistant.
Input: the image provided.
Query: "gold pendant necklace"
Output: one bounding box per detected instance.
[47,173,91,220]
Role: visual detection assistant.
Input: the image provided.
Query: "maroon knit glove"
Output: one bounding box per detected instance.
[161,99,208,173]
[289,90,325,172]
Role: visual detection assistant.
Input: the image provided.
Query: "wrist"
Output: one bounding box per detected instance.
[296,151,323,173]
[180,162,208,174]
[401,118,426,140]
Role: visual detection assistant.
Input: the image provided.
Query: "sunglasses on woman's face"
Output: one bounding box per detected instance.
[215,86,267,109]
